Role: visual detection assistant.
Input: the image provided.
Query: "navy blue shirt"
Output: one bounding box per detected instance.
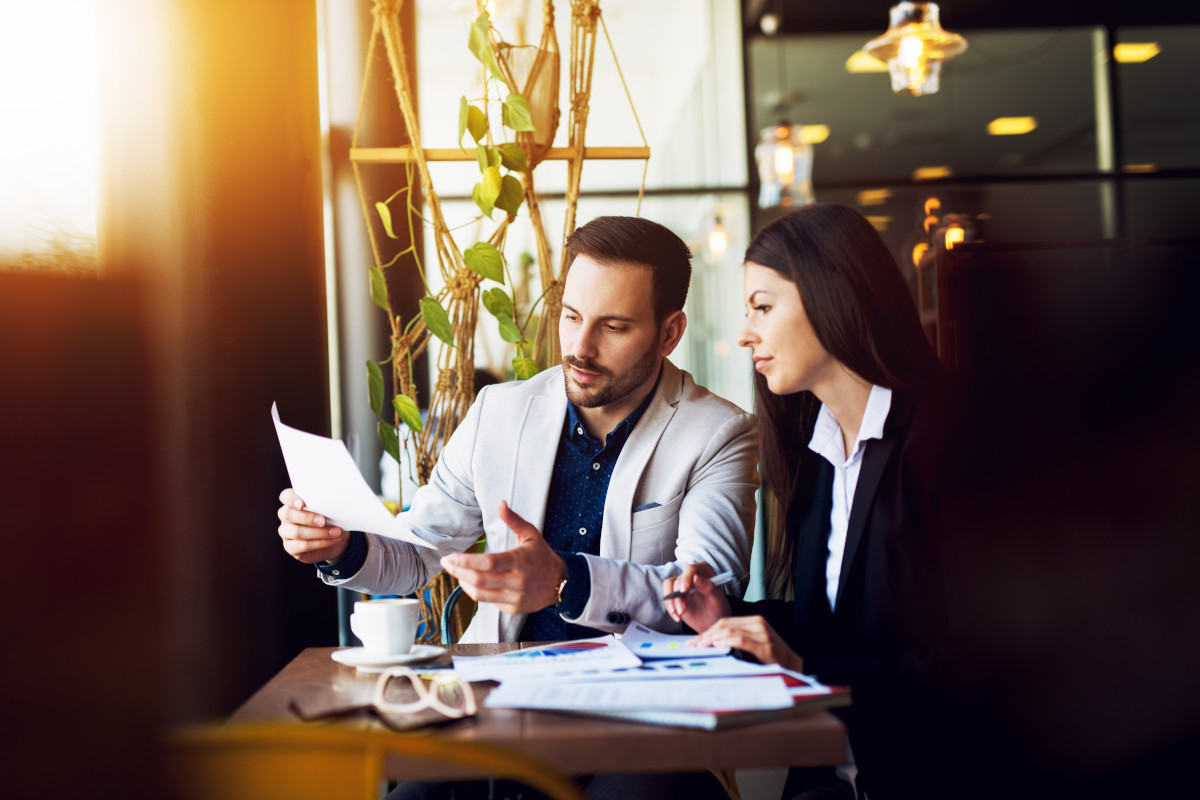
[320,375,659,640]
[519,386,655,641]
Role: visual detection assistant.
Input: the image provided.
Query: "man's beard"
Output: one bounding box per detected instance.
[562,341,660,409]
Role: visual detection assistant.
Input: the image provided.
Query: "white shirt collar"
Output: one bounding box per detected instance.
[808,385,893,466]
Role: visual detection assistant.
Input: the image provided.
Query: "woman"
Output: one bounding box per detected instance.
[665,203,963,800]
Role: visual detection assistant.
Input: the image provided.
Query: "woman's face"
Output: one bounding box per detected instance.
[737,261,836,396]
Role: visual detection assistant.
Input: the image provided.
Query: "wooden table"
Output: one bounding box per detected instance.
[228,645,848,781]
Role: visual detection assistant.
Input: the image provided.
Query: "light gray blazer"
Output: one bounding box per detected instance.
[319,359,758,643]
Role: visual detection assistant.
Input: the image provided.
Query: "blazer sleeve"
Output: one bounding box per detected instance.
[568,410,759,632]
[316,387,493,596]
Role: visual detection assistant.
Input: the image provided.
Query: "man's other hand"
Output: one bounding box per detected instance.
[440,501,567,615]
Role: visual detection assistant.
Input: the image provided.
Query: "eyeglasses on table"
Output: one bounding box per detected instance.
[288,666,477,732]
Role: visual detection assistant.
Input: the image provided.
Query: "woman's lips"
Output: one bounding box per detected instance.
[752,356,771,372]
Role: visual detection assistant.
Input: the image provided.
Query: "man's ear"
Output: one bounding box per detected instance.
[659,310,687,356]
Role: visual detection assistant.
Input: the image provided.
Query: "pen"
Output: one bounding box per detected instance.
[661,571,736,601]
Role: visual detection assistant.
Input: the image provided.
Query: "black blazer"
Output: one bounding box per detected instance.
[734,389,963,799]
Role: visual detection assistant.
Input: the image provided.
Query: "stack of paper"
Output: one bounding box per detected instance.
[452,624,850,730]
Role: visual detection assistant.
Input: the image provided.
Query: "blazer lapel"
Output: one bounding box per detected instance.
[600,360,682,560]
[834,391,916,610]
[792,460,834,623]
[498,375,567,643]
[509,377,567,539]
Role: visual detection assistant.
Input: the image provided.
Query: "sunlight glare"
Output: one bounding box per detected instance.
[0,0,99,259]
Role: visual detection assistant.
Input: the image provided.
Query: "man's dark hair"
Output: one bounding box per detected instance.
[564,216,692,321]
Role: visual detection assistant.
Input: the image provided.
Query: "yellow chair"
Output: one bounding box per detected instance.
[166,723,588,800]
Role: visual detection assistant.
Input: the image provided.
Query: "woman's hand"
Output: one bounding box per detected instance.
[663,562,731,633]
[690,615,804,673]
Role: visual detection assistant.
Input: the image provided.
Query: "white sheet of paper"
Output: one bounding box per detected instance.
[484,675,794,712]
[617,620,730,659]
[271,403,433,548]
[452,636,642,682]
[534,654,782,683]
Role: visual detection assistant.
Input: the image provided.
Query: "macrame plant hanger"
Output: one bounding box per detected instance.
[349,0,649,643]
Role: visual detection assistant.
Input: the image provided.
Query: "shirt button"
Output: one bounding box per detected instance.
[591,462,600,470]
[578,527,587,536]
[576,426,584,435]
[331,569,340,576]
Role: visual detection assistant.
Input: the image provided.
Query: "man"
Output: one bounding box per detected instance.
[277,215,758,643]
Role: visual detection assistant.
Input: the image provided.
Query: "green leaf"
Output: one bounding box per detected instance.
[502,92,535,132]
[457,96,468,146]
[463,242,505,283]
[419,296,455,347]
[482,287,514,319]
[375,201,397,239]
[475,143,501,173]
[392,394,423,432]
[366,359,384,418]
[482,165,502,204]
[512,357,539,381]
[497,316,525,343]
[498,143,528,172]
[495,174,523,215]
[472,182,494,219]
[467,104,487,143]
[369,266,388,311]
[468,14,505,84]
[377,420,401,464]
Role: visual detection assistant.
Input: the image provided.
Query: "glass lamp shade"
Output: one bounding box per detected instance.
[755,123,814,208]
[863,2,966,96]
[936,213,975,252]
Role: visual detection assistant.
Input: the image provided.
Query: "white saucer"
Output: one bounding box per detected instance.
[331,644,447,672]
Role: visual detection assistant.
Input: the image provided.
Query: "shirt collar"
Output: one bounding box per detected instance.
[808,385,893,466]
[565,364,661,448]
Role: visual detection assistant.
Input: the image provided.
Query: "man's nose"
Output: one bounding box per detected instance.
[567,324,598,359]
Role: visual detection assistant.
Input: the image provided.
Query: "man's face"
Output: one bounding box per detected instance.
[558,255,664,409]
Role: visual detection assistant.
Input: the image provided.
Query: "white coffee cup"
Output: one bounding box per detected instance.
[350,598,420,656]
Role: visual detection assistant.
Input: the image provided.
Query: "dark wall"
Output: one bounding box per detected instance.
[939,239,1200,797]
[0,274,163,796]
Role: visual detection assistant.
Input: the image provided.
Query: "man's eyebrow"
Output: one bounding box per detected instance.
[561,303,639,324]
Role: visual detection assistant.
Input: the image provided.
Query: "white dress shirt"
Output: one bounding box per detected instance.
[807,385,893,610]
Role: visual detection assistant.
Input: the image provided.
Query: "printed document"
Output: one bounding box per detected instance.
[452,636,642,681]
[272,403,433,548]
[617,620,731,658]
[485,674,795,712]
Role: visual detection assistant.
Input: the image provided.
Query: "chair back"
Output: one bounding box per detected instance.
[166,723,587,800]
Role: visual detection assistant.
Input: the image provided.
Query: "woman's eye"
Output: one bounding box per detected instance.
[753,304,771,314]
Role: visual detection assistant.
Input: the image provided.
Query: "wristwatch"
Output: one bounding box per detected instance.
[554,575,568,607]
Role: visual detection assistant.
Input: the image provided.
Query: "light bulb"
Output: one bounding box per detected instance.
[944,226,965,250]
[708,220,729,258]
[774,144,795,180]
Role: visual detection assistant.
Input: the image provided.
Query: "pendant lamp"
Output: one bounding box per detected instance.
[863,3,967,97]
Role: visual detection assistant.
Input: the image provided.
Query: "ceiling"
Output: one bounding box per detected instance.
[742,6,1200,188]
[741,1,1200,35]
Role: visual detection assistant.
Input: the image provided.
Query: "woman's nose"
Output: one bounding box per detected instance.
[736,318,756,349]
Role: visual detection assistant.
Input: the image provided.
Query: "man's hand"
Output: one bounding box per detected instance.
[277,488,350,565]
[440,501,567,616]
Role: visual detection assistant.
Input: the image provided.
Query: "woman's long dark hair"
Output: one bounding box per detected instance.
[746,203,946,596]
